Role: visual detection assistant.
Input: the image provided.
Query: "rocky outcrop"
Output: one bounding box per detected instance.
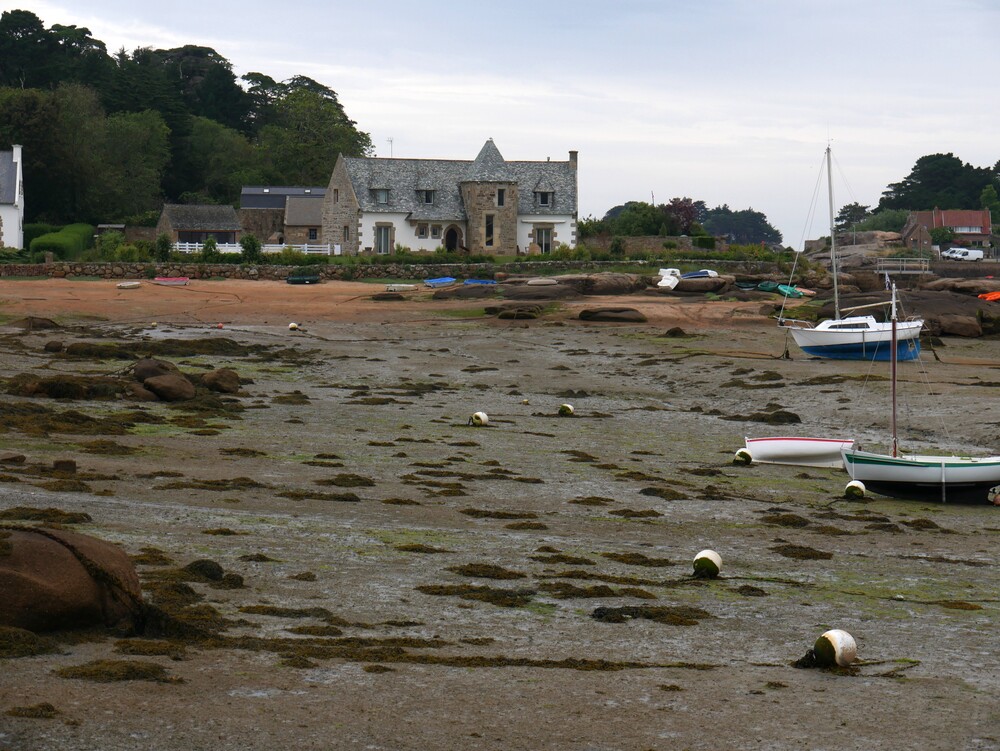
[578,307,648,323]
[143,374,196,401]
[201,368,241,394]
[0,527,143,633]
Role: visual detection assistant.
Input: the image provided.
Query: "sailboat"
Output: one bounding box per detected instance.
[841,284,1000,503]
[778,147,923,362]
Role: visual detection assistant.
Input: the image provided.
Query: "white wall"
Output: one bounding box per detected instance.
[517,214,576,252]
[0,206,21,249]
[358,213,465,253]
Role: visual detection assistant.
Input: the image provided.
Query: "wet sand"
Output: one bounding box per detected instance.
[1,278,997,750]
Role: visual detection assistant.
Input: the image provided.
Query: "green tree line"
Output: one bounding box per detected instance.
[0,9,373,224]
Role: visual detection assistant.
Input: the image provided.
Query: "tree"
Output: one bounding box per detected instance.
[0,10,50,88]
[97,109,170,219]
[854,209,909,233]
[702,205,782,244]
[878,153,994,211]
[929,226,954,245]
[835,202,870,232]
[256,88,372,184]
[185,116,263,204]
[154,233,172,262]
[240,234,262,263]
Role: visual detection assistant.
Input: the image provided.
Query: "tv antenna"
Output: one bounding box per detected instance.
[386,137,394,157]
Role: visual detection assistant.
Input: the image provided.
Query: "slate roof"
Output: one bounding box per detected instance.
[161,204,241,230]
[284,195,324,226]
[0,150,15,205]
[342,140,576,221]
[241,186,326,209]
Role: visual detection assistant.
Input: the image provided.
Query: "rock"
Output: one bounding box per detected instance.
[133,358,181,382]
[371,292,405,301]
[433,285,496,299]
[0,527,143,633]
[664,327,688,337]
[124,382,159,401]
[43,341,64,353]
[501,284,579,300]
[938,314,982,338]
[52,459,76,474]
[0,453,26,464]
[201,368,241,394]
[579,307,648,323]
[485,302,543,316]
[143,374,196,401]
[9,317,60,330]
[673,276,729,294]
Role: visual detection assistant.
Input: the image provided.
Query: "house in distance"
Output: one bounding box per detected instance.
[321,139,578,256]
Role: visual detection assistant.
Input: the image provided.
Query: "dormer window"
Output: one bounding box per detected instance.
[374,189,389,204]
[536,191,552,207]
[420,190,434,205]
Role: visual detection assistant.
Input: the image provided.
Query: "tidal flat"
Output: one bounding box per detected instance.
[1,282,998,751]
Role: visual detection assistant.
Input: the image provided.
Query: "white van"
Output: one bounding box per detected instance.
[955,249,984,261]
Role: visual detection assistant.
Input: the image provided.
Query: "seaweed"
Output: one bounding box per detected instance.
[0,626,60,658]
[460,508,537,520]
[0,506,92,524]
[770,543,833,560]
[448,563,526,580]
[601,552,672,567]
[5,702,60,718]
[416,584,536,608]
[55,659,182,683]
[591,605,712,626]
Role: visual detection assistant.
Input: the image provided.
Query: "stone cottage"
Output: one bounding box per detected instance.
[321,139,578,255]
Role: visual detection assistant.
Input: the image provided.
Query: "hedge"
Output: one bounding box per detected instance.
[29,223,95,258]
[24,223,58,248]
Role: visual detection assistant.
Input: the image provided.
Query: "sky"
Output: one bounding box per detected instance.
[7,0,1000,247]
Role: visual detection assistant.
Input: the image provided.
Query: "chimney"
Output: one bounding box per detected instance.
[12,144,21,164]
[569,150,578,168]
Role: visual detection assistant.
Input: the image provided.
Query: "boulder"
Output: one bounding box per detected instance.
[673,276,729,294]
[0,527,143,633]
[578,307,648,323]
[43,341,64,353]
[133,358,181,382]
[938,314,982,338]
[144,374,196,401]
[201,368,241,394]
[124,382,159,401]
[432,285,496,299]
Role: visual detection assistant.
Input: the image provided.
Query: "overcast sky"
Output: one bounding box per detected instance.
[9,0,1000,246]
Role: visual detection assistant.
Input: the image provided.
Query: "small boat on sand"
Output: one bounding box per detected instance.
[526,277,559,286]
[424,277,457,288]
[681,269,718,279]
[153,277,189,286]
[385,283,417,292]
[287,275,321,285]
[742,436,855,468]
[464,279,497,285]
[116,281,141,290]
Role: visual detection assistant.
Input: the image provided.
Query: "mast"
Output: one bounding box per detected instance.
[826,145,840,320]
[890,283,898,457]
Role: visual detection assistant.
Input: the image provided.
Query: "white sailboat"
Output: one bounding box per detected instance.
[778,146,923,362]
[841,284,1000,503]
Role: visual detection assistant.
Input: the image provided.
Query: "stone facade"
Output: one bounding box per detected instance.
[460,182,518,255]
[239,208,285,243]
[322,160,361,255]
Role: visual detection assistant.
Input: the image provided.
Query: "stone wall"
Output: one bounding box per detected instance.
[0,258,786,282]
[239,208,285,243]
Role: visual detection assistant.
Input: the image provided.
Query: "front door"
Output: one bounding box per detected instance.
[445,227,459,251]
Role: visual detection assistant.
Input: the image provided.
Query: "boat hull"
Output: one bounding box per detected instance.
[786,318,923,362]
[842,448,1000,502]
[745,437,854,468]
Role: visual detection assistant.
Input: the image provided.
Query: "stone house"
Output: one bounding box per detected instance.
[0,144,24,249]
[321,139,578,255]
[156,204,241,245]
[238,186,325,244]
[282,196,324,246]
[901,208,993,253]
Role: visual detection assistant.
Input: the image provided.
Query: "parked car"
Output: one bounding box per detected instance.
[954,249,984,261]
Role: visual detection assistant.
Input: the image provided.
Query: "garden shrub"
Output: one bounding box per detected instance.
[30,223,95,258]
[240,234,262,264]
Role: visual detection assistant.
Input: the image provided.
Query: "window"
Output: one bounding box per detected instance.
[485,215,494,247]
[421,190,434,205]
[417,224,428,238]
[308,228,318,241]
[536,227,552,254]
[343,225,350,241]
[375,225,392,254]
[375,189,389,204]
[497,188,505,207]
[537,191,551,207]
[431,225,441,239]
[333,189,339,203]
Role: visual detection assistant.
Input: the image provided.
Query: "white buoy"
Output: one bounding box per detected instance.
[288,322,299,330]
[987,485,1000,506]
[693,549,722,578]
[813,629,857,667]
[470,411,489,427]
[734,447,752,465]
[845,480,866,499]
[558,403,574,416]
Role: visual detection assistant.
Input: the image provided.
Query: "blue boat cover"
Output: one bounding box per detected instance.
[424,277,457,287]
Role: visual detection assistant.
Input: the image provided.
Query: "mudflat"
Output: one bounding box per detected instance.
[1,278,997,751]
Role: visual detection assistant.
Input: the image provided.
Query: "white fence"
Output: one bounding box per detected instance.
[173,242,337,256]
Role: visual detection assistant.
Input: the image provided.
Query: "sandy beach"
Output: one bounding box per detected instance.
[1,277,997,751]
